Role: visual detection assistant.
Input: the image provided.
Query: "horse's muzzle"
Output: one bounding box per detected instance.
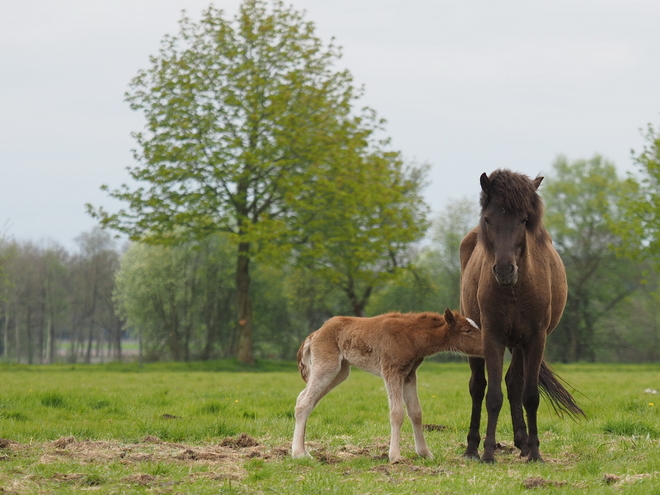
[492,263,518,286]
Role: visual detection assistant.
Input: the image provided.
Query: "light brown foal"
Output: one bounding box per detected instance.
[292,308,482,463]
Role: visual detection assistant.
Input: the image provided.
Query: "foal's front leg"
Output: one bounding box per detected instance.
[402,369,433,459]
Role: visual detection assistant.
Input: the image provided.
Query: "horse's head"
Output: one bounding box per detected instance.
[479,170,544,287]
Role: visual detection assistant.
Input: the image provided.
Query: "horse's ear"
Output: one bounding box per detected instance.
[480,173,490,194]
[533,176,544,190]
[444,308,455,325]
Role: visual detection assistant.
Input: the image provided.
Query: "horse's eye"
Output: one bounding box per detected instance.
[522,218,528,225]
[484,217,490,225]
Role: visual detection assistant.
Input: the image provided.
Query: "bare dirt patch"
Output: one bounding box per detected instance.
[523,476,567,489]
[8,432,292,486]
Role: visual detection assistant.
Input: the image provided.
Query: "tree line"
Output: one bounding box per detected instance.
[3,0,660,364]
[3,144,660,364]
[0,230,122,364]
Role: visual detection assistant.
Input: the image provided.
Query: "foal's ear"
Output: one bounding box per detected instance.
[480,173,490,194]
[444,308,455,325]
[533,176,544,190]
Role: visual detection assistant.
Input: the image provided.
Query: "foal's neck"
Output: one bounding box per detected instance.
[417,321,451,357]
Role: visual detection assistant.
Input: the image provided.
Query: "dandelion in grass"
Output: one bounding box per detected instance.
[650,403,654,407]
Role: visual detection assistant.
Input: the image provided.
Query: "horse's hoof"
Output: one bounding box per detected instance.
[527,455,544,463]
[480,455,496,464]
[463,451,480,461]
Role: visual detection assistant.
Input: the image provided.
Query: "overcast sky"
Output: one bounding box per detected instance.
[2,0,659,249]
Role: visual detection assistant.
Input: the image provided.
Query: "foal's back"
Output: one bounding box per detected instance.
[311,312,447,377]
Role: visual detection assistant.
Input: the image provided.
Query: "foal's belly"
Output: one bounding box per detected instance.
[341,349,383,377]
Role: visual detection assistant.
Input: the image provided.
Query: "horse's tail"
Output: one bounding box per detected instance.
[538,360,586,419]
[297,333,314,383]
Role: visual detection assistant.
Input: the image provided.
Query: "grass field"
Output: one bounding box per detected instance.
[0,360,659,494]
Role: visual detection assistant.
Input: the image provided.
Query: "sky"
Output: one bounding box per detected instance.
[2,0,659,250]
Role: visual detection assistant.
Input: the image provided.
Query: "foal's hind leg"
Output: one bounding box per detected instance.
[506,348,529,457]
[292,359,350,458]
[402,367,433,459]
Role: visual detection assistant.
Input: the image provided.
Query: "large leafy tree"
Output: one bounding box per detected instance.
[543,155,640,361]
[88,0,391,363]
[292,154,429,316]
[613,124,660,263]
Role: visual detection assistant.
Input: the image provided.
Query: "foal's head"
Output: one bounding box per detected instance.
[478,169,545,287]
[443,308,483,357]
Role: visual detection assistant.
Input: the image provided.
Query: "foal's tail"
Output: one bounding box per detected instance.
[538,360,586,420]
[297,334,314,383]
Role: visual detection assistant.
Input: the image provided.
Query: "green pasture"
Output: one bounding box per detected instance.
[0,361,659,493]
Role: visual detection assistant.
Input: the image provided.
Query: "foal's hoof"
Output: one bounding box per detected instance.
[291,450,312,459]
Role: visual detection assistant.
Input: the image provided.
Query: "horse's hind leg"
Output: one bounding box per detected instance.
[403,366,433,459]
[522,336,546,462]
[506,348,529,457]
[464,357,486,460]
[292,358,349,458]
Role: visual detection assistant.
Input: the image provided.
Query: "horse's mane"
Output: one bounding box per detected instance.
[480,169,546,236]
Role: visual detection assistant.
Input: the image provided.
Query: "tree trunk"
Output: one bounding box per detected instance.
[39,295,46,364]
[114,320,122,361]
[47,317,55,364]
[2,313,7,362]
[26,309,33,364]
[235,242,254,364]
[14,308,20,363]
[344,281,372,317]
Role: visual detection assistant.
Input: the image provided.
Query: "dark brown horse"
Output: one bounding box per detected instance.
[460,169,583,463]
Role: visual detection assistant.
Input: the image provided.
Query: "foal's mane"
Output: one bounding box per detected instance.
[480,169,546,237]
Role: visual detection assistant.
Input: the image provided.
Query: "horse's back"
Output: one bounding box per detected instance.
[459,227,485,323]
[460,227,479,272]
[543,240,568,334]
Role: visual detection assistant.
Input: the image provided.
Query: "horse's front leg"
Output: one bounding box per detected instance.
[522,335,546,462]
[506,348,529,457]
[464,356,486,460]
[482,340,505,464]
